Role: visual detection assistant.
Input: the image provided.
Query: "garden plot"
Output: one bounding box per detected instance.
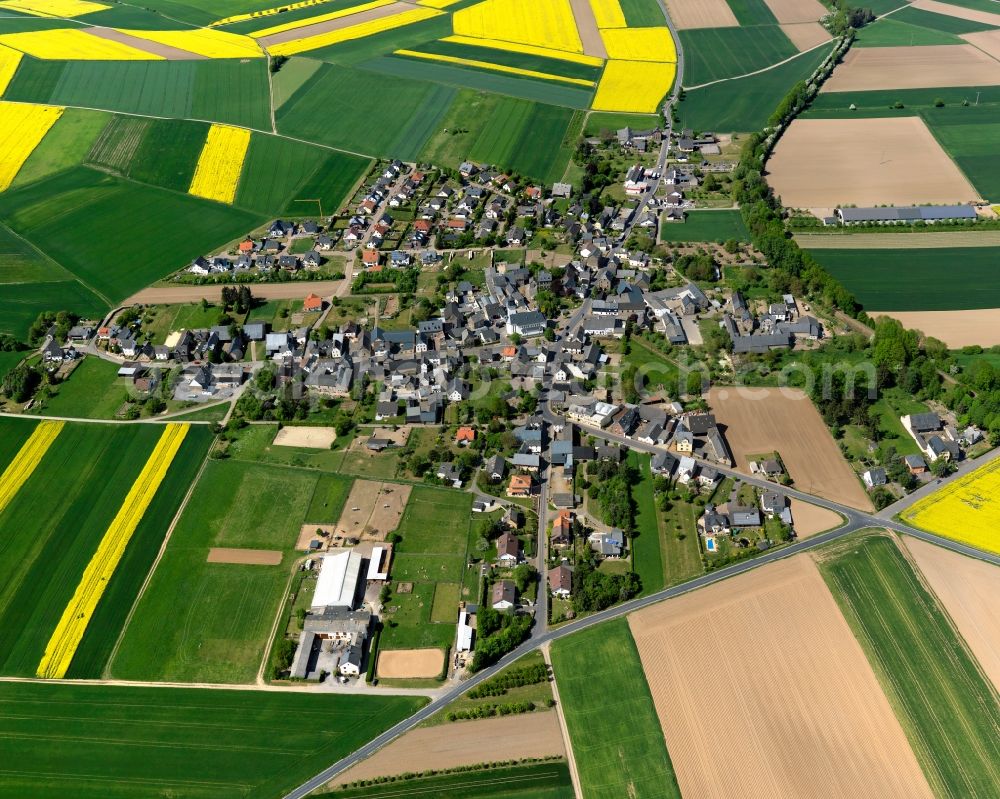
[335,479,411,539]
[628,555,933,799]
[821,45,1000,92]
[767,117,981,209]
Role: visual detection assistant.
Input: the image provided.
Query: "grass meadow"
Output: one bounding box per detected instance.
[550,618,680,799]
[9,108,110,190]
[0,422,209,677]
[30,356,127,419]
[110,459,319,683]
[661,209,749,242]
[807,246,1000,310]
[631,453,665,594]
[1,279,107,339]
[326,761,574,799]
[679,26,797,86]
[0,680,425,799]
[820,535,1000,798]
[0,221,74,286]
[304,472,354,523]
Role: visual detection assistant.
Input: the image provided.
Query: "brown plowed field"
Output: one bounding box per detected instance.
[763,0,826,23]
[376,647,444,678]
[708,386,873,510]
[335,480,410,540]
[663,0,738,29]
[821,45,1000,92]
[913,0,1000,27]
[627,555,934,799]
[780,21,831,51]
[767,117,981,209]
[328,712,566,786]
[206,548,282,565]
[258,2,409,46]
[789,498,843,537]
[125,280,343,306]
[86,27,205,59]
[569,0,608,58]
[963,28,1000,60]
[904,536,1000,692]
[871,309,1000,347]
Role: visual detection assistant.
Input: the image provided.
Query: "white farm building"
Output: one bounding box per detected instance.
[311,550,364,612]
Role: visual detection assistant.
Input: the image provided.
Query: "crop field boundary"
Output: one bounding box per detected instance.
[102,434,212,678]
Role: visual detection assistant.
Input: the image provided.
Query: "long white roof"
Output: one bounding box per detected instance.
[312,551,363,610]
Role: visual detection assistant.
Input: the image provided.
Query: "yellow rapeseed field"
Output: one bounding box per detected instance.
[0,421,63,518]
[589,0,626,28]
[600,27,676,61]
[395,48,595,85]
[117,27,263,58]
[902,457,1000,555]
[250,0,393,38]
[188,124,251,205]
[0,102,64,190]
[0,44,22,96]
[453,0,583,54]
[36,423,189,680]
[0,0,108,17]
[442,34,604,65]
[211,0,328,26]
[267,7,442,56]
[418,0,461,7]
[0,28,160,60]
[592,59,674,112]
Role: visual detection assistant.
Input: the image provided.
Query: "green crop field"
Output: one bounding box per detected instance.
[0,421,209,678]
[110,459,319,683]
[6,59,271,129]
[381,486,474,651]
[326,761,575,799]
[1,279,107,339]
[820,535,1000,798]
[0,167,263,306]
[9,108,110,190]
[0,680,424,799]
[662,210,749,242]
[680,26,797,86]
[304,473,354,524]
[726,0,780,26]
[583,111,661,136]
[127,118,208,192]
[277,63,456,161]
[0,350,23,382]
[31,356,128,419]
[236,133,370,216]
[681,44,831,130]
[854,16,963,46]
[0,221,73,285]
[620,0,668,25]
[305,13,455,66]
[414,39,603,82]
[807,247,1000,310]
[550,618,680,799]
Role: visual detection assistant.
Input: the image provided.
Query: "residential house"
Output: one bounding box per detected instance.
[491,579,516,610]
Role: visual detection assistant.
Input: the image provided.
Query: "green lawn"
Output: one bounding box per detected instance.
[30,357,127,419]
[0,421,210,678]
[631,453,665,594]
[0,680,425,799]
[304,473,353,523]
[325,761,574,799]
[110,460,319,683]
[662,209,749,242]
[550,618,680,799]
[807,247,1000,310]
[820,535,1000,798]
[584,111,661,136]
[870,389,928,456]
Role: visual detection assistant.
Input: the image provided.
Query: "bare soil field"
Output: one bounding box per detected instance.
[912,0,1000,27]
[376,647,445,679]
[329,712,566,786]
[258,2,409,46]
[767,117,981,209]
[904,536,1000,692]
[206,548,283,565]
[335,480,411,540]
[796,230,1000,249]
[627,555,934,799]
[126,281,343,306]
[962,29,1000,61]
[295,523,332,551]
[872,309,1000,347]
[87,27,204,59]
[350,426,411,449]
[763,0,826,23]
[822,45,1000,92]
[780,21,832,51]
[569,0,608,58]
[789,498,843,537]
[708,386,873,510]
[663,0,738,29]
[272,426,336,449]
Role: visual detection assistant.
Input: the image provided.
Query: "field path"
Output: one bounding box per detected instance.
[542,643,583,799]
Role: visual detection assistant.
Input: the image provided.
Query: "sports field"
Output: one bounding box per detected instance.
[629,555,933,798]
[0,680,425,799]
[661,209,749,242]
[549,618,680,799]
[0,420,210,678]
[820,534,1000,798]
[901,456,1000,553]
[807,247,1000,311]
[110,459,319,683]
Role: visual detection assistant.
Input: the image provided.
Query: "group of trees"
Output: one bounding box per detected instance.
[570,558,641,613]
[446,700,539,722]
[674,253,718,283]
[220,285,254,315]
[467,662,548,698]
[27,310,78,347]
[587,459,638,531]
[470,600,533,672]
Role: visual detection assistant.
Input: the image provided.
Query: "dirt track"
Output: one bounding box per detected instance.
[206,548,283,565]
[767,117,981,209]
[904,536,1000,692]
[376,647,444,679]
[329,712,566,786]
[708,386,873,510]
[335,480,410,540]
[663,0,738,28]
[871,309,1000,348]
[821,45,1000,92]
[628,555,934,799]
